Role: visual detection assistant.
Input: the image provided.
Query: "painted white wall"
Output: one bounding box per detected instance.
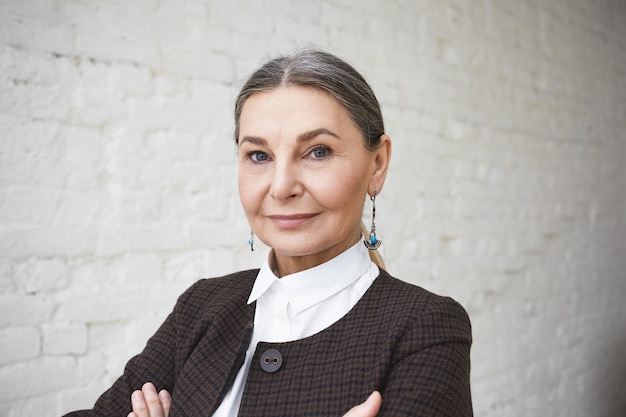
[1,1,625,415]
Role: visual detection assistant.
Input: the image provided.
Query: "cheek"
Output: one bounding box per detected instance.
[311,174,366,215]
[238,174,260,215]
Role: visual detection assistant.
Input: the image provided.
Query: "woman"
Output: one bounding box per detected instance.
[65,49,472,417]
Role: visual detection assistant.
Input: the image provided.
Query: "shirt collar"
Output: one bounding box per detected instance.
[247,240,373,313]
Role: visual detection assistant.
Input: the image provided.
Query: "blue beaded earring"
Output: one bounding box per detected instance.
[248,230,255,252]
[364,191,382,250]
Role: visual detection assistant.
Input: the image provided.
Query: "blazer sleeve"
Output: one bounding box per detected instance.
[62,280,203,417]
[379,296,473,417]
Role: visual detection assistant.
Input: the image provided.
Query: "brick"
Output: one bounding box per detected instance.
[58,381,109,416]
[162,51,234,84]
[0,352,105,402]
[4,7,75,57]
[163,249,236,283]
[70,2,160,66]
[5,391,61,417]
[0,185,61,225]
[0,326,40,365]
[42,322,87,355]
[53,189,107,227]
[0,294,55,327]
[13,256,70,293]
[0,227,98,258]
[94,224,187,257]
[117,253,163,285]
[0,117,61,187]
[55,285,154,323]
[0,258,15,293]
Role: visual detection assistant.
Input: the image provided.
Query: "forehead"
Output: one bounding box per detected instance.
[238,86,355,137]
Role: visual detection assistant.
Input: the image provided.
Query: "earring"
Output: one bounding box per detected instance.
[248,230,255,252]
[364,191,382,250]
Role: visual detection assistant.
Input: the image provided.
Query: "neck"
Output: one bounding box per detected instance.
[271,234,361,277]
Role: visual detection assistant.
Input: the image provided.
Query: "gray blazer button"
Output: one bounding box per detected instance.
[260,349,283,373]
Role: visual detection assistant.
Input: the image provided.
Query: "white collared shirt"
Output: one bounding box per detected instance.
[211,240,380,417]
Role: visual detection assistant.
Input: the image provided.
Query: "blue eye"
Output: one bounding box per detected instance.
[310,147,330,159]
[249,151,269,162]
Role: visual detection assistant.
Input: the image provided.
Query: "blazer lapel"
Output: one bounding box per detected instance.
[170,297,256,416]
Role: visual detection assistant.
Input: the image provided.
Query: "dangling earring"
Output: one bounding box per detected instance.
[248,230,255,252]
[364,191,382,250]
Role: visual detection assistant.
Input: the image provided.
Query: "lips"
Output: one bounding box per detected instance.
[269,213,318,229]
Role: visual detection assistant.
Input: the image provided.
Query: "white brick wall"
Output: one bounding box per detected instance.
[1,1,625,416]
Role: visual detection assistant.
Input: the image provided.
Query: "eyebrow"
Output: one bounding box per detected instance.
[297,128,340,142]
[238,136,267,146]
[239,128,340,146]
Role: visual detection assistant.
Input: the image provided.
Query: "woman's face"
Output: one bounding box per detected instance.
[237,86,390,274]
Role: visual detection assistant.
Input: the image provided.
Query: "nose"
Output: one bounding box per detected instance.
[269,159,302,201]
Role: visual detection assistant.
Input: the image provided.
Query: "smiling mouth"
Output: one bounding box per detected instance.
[269,214,318,229]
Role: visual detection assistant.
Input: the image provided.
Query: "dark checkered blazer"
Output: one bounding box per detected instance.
[65,269,472,416]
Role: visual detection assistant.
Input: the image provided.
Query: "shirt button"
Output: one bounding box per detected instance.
[260,349,283,373]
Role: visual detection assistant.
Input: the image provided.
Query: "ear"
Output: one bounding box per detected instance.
[368,134,392,196]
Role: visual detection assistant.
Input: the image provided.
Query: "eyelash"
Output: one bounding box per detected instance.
[308,145,331,159]
[246,146,332,163]
[247,151,269,162]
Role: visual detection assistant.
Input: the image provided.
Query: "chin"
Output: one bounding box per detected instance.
[272,246,320,258]
[269,239,329,258]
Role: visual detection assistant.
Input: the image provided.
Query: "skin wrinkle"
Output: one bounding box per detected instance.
[237,85,390,277]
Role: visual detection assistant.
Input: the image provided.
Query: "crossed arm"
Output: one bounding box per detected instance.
[128,383,381,417]
[65,278,471,417]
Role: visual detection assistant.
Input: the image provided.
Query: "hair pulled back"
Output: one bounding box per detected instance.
[234,49,385,151]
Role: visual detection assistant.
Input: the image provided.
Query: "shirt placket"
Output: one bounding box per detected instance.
[269,282,292,341]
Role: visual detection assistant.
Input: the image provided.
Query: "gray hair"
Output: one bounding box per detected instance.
[234,49,385,151]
